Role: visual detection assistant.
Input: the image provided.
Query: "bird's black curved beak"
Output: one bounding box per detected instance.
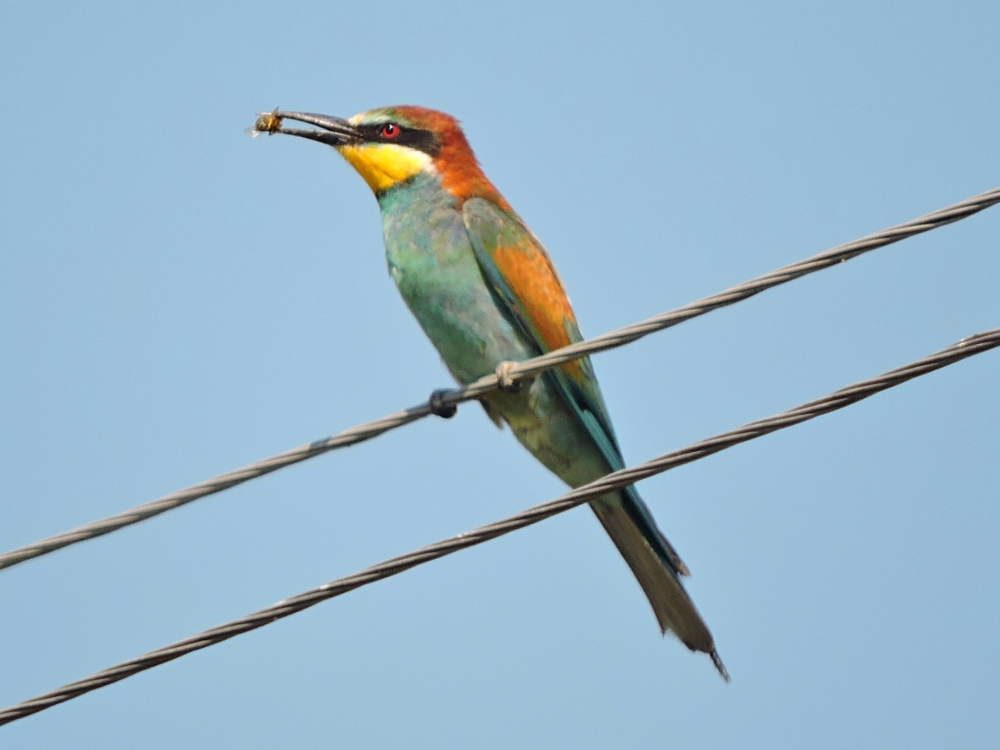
[254,110,361,147]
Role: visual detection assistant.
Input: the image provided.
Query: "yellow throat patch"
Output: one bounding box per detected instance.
[337,143,433,193]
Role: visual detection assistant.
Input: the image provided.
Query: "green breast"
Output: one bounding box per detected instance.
[377,173,532,384]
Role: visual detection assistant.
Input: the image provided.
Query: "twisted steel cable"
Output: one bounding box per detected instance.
[1,328,996,726]
[1,186,997,572]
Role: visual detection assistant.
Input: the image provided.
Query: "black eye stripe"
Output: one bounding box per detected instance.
[356,123,440,156]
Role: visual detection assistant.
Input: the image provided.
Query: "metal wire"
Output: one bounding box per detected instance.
[1,187,997,573]
[2,328,996,726]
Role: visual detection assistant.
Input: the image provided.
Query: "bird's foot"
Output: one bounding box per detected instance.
[494,361,524,394]
[427,389,458,419]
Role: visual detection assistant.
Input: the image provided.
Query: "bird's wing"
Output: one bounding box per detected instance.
[462,201,723,664]
[463,197,693,579]
[462,197,623,467]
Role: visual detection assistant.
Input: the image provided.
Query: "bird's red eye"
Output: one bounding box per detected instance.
[380,123,399,138]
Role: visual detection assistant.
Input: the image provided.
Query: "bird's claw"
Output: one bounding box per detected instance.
[495,361,523,394]
[428,389,457,419]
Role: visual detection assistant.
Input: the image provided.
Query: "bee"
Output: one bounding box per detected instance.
[245,108,282,137]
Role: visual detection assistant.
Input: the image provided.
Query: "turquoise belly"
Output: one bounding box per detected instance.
[379,174,533,385]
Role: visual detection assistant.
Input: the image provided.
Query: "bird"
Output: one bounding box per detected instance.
[261,105,726,678]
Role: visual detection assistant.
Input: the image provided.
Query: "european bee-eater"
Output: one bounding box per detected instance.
[263,106,725,678]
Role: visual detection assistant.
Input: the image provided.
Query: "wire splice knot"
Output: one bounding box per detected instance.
[428,389,458,419]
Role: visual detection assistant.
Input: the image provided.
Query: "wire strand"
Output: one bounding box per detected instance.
[1,328,996,726]
[1,187,997,573]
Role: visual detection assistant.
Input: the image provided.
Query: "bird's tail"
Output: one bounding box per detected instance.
[591,487,729,681]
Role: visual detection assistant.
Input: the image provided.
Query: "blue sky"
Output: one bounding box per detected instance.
[2,1,998,747]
